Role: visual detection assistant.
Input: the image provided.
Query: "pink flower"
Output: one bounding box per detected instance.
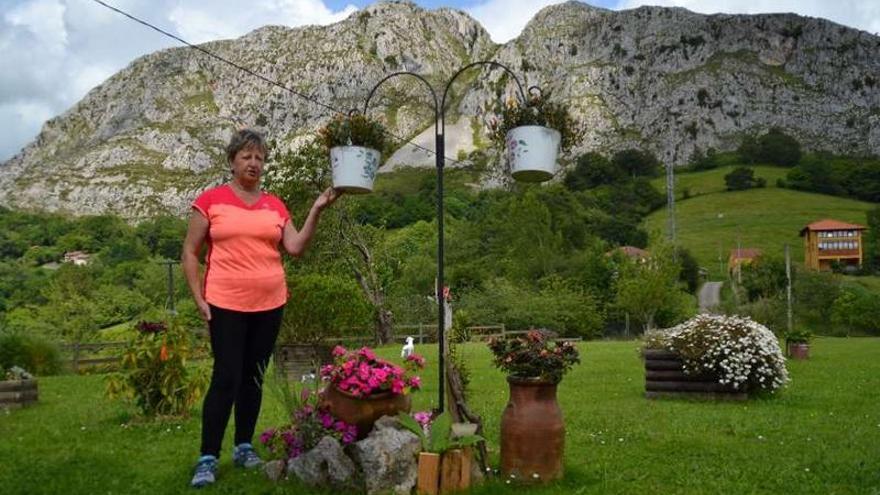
[408,376,421,389]
[391,378,405,394]
[332,345,347,357]
[358,347,377,361]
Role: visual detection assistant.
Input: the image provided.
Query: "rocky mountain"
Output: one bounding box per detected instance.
[1,0,879,220]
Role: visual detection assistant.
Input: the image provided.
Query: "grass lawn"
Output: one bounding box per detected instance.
[2,339,879,494]
[643,187,875,279]
[650,165,790,200]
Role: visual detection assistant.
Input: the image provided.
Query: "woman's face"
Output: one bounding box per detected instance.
[231,145,265,185]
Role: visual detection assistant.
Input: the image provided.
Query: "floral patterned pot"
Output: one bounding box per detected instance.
[330,145,381,193]
[500,376,564,482]
[321,385,411,439]
[506,126,560,183]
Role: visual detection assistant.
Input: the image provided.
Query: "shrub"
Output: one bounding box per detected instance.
[724,166,765,191]
[0,330,62,376]
[105,320,208,417]
[279,273,373,345]
[644,314,789,393]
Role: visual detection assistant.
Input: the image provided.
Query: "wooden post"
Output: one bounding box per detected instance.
[72,341,80,374]
[417,452,441,495]
[785,243,793,335]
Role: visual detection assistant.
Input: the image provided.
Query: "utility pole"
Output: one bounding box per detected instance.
[666,162,676,244]
[785,243,793,334]
[158,259,179,315]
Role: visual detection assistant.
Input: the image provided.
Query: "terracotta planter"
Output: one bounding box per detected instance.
[787,342,810,360]
[500,376,564,481]
[321,385,411,439]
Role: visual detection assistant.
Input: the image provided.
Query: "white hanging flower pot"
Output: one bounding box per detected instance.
[330,145,381,194]
[506,125,560,183]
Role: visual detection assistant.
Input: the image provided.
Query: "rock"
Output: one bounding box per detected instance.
[264,459,286,482]
[287,436,358,490]
[348,415,421,495]
[2,1,879,219]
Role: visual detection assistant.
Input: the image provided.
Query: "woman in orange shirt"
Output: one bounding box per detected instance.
[182,128,339,488]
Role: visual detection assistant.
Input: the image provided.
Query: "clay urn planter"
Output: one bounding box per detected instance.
[500,376,564,481]
[321,385,411,439]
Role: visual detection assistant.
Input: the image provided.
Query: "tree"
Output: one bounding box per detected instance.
[757,128,801,167]
[863,206,880,273]
[614,243,693,331]
[724,166,766,191]
[564,152,620,190]
[611,148,661,178]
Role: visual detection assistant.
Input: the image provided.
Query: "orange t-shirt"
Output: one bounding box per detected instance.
[192,185,290,312]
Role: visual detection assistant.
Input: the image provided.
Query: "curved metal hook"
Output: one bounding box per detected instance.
[439,60,528,115]
[527,85,543,101]
[363,71,439,119]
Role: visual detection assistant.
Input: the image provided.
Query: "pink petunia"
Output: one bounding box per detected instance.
[358,347,377,361]
[332,345,347,357]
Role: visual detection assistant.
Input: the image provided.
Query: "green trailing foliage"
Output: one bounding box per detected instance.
[396,411,484,454]
[318,113,390,155]
[488,90,583,153]
[105,319,208,417]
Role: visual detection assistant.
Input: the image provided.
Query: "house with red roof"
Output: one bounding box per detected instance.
[728,248,763,279]
[799,219,866,271]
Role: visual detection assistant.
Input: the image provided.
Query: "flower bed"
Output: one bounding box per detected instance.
[643,314,789,399]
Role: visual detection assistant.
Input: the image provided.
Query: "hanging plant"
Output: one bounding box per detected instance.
[319,113,390,193]
[489,90,583,183]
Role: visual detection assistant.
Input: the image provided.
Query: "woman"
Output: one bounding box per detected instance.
[182,128,340,488]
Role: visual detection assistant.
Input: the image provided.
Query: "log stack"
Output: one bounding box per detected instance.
[643,349,747,401]
[0,379,38,409]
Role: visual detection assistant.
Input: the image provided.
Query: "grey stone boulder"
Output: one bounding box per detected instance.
[348,416,421,495]
[287,436,358,490]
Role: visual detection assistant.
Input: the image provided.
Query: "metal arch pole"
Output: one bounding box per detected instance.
[364,60,530,413]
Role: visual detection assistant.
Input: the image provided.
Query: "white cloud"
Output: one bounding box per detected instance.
[616,0,880,35]
[466,0,566,43]
[0,0,358,162]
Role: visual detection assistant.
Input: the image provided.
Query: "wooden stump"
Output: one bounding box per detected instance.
[642,349,746,401]
[274,344,332,380]
[0,379,38,409]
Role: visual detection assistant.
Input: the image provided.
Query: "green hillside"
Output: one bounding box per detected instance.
[644,185,875,279]
[650,165,789,200]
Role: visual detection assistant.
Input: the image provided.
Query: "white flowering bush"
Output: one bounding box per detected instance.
[644,314,789,393]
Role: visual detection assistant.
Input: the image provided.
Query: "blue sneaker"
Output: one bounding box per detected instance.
[190,455,218,488]
[232,443,263,469]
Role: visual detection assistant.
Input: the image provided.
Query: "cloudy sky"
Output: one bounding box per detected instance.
[2,0,879,161]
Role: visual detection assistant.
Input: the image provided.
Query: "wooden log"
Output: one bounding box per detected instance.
[645,391,748,401]
[0,379,37,392]
[417,452,441,495]
[644,359,685,371]
[645,370,715,382]
[646,380,740,393]
[440,449,471,493]
[0,390,39,402]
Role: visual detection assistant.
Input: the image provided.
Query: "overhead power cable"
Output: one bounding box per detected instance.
[90,0,463,164]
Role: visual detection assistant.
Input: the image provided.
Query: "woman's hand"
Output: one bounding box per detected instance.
[196,299,212,322]
[313,187,342,212]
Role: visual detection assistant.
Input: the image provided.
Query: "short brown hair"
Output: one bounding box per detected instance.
[225,128,268,163]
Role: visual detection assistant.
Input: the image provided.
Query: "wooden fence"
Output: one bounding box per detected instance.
[60,323,580,371]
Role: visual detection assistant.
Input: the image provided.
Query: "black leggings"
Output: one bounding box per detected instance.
[200,304,283,457]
